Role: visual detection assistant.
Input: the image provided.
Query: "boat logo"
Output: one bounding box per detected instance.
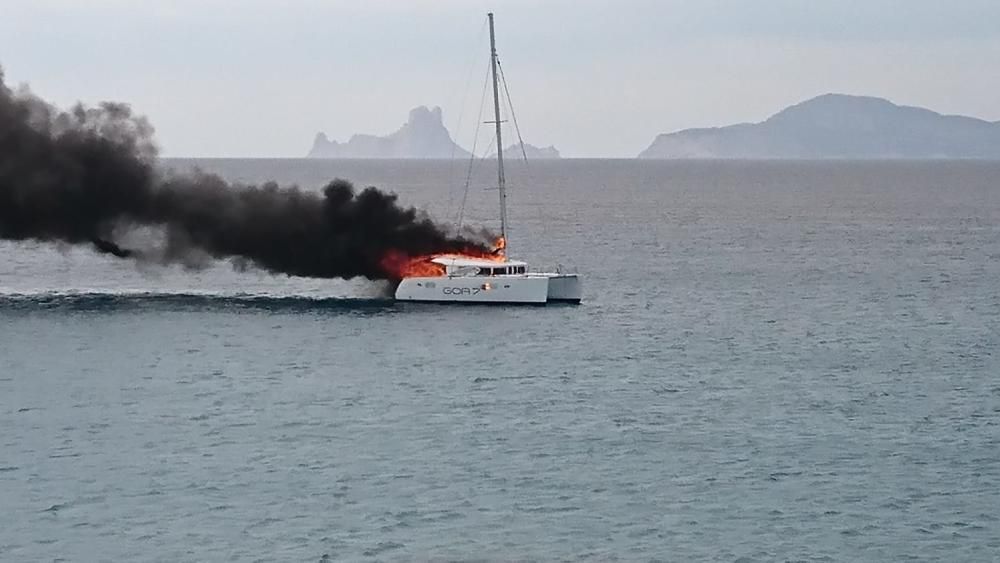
[443,287,481,295]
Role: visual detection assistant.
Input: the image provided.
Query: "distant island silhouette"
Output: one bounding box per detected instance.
[308,106,560,159]
[639,94,1000,159]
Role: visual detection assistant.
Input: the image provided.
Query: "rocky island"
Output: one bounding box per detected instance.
[639,94,1000,159]
[309,106,560,159]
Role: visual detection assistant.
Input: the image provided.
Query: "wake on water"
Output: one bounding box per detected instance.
[0,291,398,313]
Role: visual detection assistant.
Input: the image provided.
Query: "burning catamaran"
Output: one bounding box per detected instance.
[391,13,582,304]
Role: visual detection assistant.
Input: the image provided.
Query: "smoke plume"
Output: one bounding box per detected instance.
[0,67,492,280]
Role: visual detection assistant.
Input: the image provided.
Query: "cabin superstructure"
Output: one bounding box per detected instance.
[432,256,527,277]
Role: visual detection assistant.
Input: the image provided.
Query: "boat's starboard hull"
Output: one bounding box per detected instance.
[544,273,582,303]
[395,273,580,304]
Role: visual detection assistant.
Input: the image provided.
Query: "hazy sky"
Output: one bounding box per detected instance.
[3,0,999,157]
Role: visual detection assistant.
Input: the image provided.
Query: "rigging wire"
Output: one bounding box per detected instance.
[497,59,529,163]
[458,134,497,229]
[457,59,493,228]
[497,58,549,243]
[445,17,490,206]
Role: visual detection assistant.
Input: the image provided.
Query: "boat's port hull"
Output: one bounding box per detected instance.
[395,273,580,304]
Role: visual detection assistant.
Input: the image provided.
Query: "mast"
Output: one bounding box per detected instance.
[488,12,507,255]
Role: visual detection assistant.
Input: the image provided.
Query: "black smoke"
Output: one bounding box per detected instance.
[0,67,492,280]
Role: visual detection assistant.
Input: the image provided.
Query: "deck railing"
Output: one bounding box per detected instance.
[532,264,578,275]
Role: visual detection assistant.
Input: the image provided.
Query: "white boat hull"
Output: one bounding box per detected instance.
[395,273,580,304]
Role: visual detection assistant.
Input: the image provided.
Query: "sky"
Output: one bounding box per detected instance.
[2,0,1000,158]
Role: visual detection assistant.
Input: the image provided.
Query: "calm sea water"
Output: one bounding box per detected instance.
[2,159,999,561]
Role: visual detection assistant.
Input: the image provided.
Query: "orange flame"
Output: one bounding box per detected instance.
[380,250,447,278]
[493,236,506,257]
[380,237,507,280]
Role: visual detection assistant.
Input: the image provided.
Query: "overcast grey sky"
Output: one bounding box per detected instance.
[3,0,999,157]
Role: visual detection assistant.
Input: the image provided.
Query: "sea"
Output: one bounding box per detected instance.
[2,159,999,561]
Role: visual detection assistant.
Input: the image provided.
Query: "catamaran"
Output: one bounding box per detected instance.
[394,13,582,304]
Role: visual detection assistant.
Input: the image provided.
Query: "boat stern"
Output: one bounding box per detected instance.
[545,274,582,303]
